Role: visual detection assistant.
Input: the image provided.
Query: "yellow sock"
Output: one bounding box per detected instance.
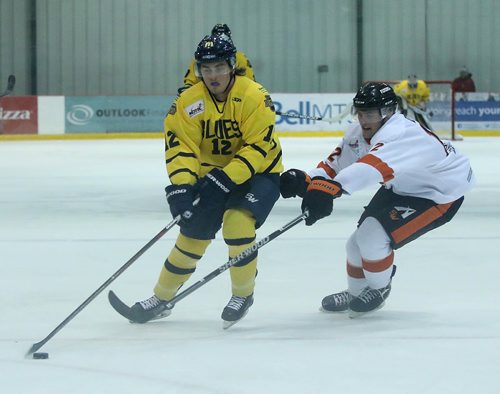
[154,233,210,300]
[222,209,257,297]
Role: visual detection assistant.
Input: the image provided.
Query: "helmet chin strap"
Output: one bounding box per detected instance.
[222,73,235,94]
[380,111,395,127]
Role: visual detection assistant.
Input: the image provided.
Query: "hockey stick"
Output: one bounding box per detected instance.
[276,104,352,124]
[0,74,16,97]
[25,213,184,357]
[108,211,309,323]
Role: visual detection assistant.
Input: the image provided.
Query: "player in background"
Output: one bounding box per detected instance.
[130,33,283,328]
[394,74,433,130]
[178,23,255,95]
[394,74,430,109]
[280,83,474,317]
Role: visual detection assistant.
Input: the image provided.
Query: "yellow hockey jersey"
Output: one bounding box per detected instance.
[164,76,282,186]
[181,51,255,92]
[394,80,430,107]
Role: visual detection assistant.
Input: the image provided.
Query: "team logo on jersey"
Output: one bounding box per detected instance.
[232,97,242,102]
[185,100,204,118]
[202,119,242,139]
[390,206,417,220]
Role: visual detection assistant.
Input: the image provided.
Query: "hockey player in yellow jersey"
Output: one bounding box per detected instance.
[178,24,255,94]
[130,33,283,328]
[394,74,433,130]
[394,74,430,109]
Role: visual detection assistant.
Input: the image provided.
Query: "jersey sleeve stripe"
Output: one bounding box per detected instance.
[317,161,337,179]
[169,168,199,180]
[262,149,282,173]
[357,154,394,182]
[201,162,223,168]
[245,143,267,158]
[166,152,197,164]
[234,155,256,176]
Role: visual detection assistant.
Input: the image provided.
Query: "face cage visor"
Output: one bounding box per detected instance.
[408,79,418,89]
[351,105,396,123]
[195,57,236,78]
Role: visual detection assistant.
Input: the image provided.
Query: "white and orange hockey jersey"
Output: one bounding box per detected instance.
[308,114,475,204]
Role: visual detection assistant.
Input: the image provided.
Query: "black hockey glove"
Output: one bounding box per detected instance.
[301,177,343,226]
[280,169,311,198]
[165,184,196,225]
[196,168,236,212]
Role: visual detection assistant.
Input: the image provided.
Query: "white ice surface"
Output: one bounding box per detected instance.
[0,137,499,394]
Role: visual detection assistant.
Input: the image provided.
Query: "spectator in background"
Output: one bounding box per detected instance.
[452,67,476,93]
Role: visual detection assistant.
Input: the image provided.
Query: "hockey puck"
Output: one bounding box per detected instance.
[33,352,49,359]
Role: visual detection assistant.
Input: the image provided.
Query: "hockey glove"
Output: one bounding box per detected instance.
[301,177,343,226]
[165,184,196,225]
[196,168,236,212]
[280,169,311,198]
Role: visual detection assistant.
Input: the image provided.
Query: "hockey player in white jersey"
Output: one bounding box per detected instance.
[280,82,475,317]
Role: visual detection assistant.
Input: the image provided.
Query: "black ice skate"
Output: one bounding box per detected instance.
[348,285,391,318]
[221,294,254,329]
[348,265,397,318]
[127,295,172,323]
[321,290,351,312]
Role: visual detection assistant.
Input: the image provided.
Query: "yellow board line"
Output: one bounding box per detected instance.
[1,130,500,141]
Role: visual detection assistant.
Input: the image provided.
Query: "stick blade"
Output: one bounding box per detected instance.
[108,290,142,322]
[108,290,172,324]
[25,342,43,358]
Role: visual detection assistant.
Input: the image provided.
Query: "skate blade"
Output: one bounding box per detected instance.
[150,310,172,321]
[348,301,385,319]
[128,309,171,324]
[319,306,349,313]
[222,309,250,330]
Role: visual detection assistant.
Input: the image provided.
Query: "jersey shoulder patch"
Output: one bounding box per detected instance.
[185,100,205,118]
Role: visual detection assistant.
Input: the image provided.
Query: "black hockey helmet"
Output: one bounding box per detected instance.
[194,34,237,69]
[353,82,398,111]
[352,82,398,121]
[211,23,231,37]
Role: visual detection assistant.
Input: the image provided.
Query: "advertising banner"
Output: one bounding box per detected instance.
[455,101,500,130]
[65,96,175,133]
[0,96,38,134]
[272,93,500,134]
[272,93,353,131]
[2,93,499,138]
